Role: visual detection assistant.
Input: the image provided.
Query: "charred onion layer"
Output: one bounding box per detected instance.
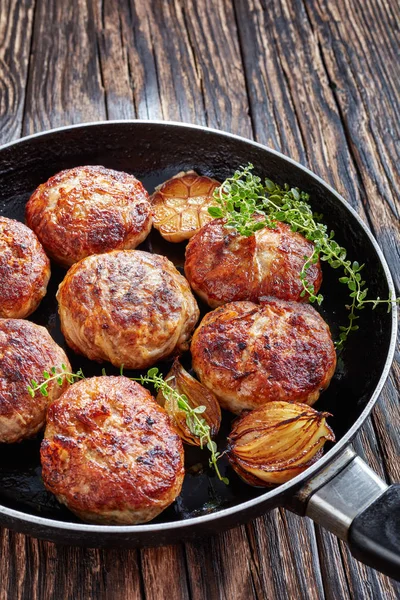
[156,359,221,445]
[227,401,335,486]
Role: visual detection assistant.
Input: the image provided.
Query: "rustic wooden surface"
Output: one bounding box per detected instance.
[0,0,399,598]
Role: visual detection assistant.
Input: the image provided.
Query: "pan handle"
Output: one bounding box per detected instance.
[291,447,400,581]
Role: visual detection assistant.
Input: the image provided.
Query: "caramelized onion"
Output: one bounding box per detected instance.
[156,359,221,445]
[227,401,335,486]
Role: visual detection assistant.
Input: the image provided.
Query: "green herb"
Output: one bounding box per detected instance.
[209,164,399,350]
[27,364,85,397]
[131,367,229,485]
[27,364,228,485]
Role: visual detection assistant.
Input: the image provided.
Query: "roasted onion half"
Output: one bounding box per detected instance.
[227,401,335,486]
[156,359,221,445]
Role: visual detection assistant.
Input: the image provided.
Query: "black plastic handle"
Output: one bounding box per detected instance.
[348,484,400,581]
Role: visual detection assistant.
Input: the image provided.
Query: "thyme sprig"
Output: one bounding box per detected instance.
[131,367,229,484]
[209,164,399,350]
[27,364,85,397]
[27,365,228,485]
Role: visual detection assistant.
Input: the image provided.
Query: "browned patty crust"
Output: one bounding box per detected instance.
[26,165,152,267]
[185,219,322,307]
[0,217,50,318]
[41,376,185,524]
[57,250,200,369]
[191,299,336,414]
[0,319,71,443]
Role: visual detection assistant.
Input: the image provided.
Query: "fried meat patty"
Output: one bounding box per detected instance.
[191,299,336,414]
[26,165,152,267]
[57,250,200,369]
[41,376,185,524]
[0,319,71,443]
[185,219,322,307]
[0,217,50,318]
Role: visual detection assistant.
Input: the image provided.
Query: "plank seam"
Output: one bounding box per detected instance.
[94,0,109,120]
[137,549,147,600]
[231,0,256,140]
[145,12,164,120]
[180,542,194,600]
[179,0,208,126]
[340,0,400,201]
[369,408,392,485]
[269,33,309,159]
[125,55,139,119]
[300,2,376,237]
[20,0,38,137]
[337,538,361,598]
[117,7,135,114]
[300,0,399,493]
[314,526,352,600]
[278,507,326,600]
[123,3,139,119]
[243,521,270,600]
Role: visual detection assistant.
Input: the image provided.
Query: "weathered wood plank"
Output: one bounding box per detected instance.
[98,0,253,135]
[233,0,366,214]
[245,510,326,600]
[119,0,206,123]
[176,0,252,137]
[233,1,400,596]
[0,534,145,600]
[97,548,143,600]
[314,527,351,600]
[302,0,400,496]
[185,527,258,600]
[0,0,398,598]
[0,530,26,600]
[22,0,106,135]
[93,0,136,120]
[372,360,400,483]
[0,0,36,143]
[339,536,400,600]
[140,545,190,600]
[303,0,400,285]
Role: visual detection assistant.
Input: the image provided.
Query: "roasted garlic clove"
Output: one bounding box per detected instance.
[227,401,334,486]
[151,171,220,242]
[156,359,221,445]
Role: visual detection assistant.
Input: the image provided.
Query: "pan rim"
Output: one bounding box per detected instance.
[0,119,397,534]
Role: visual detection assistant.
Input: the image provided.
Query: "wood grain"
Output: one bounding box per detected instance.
[303,0,400,492]
[185,528,258,600]
[0,0,399,598]
[244,511,326,600]
[93,0,136,121]
[233,1,399,595]
[304,0,400,273]
[0,0,35,143]
[22,0,106,135]
[140,545,190,600]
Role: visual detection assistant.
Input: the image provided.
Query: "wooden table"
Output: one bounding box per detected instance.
[0,0,399,598]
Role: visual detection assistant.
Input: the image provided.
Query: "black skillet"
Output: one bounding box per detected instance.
[0,121,398,580]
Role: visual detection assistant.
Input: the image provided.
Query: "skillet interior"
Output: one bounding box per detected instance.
[0,122,393,528]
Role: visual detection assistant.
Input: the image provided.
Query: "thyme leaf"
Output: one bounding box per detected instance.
[27,365,228,485]
[27,364,85,398]
[209,164,399,349]
[131,367,228,484]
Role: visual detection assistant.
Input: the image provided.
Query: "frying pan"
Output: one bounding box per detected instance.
[0,121,398,580]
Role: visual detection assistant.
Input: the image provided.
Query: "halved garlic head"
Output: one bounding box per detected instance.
[151,171,220,242]
[156,359,221,445]
[227,401,334,486]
